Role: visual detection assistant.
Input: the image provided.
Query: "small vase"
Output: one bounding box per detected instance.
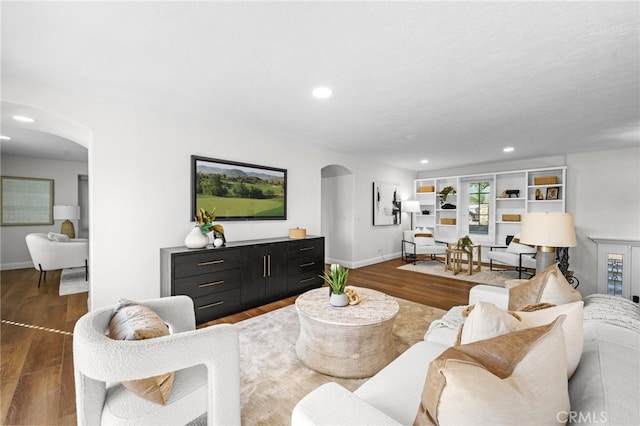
[329,292,349,307]
[185,227,209,249]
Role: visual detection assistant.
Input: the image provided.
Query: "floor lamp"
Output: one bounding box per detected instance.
[519,212,577,274]
[403,200,421,230]
[54,205,80,239]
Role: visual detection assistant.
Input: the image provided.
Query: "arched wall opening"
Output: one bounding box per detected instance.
[321,164,355,268]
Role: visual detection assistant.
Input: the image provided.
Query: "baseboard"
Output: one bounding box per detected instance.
[1,261,33,271]
[328,251,401,269]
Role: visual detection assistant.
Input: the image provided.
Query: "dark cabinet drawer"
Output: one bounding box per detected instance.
[173,249,240,278]
[288,239,324,260]
[193,288,242,324]
[288,273,325,293]
[174,269,241,298]
[288,257,323,276]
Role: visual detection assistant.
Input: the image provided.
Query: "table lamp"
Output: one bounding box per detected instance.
[54,205,80,239]
[519,212,576,273]
[403,200,421,230]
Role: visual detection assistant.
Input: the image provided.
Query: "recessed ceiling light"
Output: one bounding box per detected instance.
[312,87,332,99]
[12,115,35,123]
[503,147,514,153]
[0,135,11,140]
[420,159,429,164]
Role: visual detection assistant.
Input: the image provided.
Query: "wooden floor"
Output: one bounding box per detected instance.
[0,258,474,425]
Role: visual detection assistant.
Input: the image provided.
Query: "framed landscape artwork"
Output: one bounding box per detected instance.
[546,187,559,200]
[1,176,54,225]
[372,182,401,226]
[191,156,287,221]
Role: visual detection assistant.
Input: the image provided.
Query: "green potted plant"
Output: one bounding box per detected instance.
[321,263,350,307]
[455,235,474,253]
[439,186,457,206]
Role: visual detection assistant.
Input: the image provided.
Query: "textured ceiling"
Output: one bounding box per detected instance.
[1,1,638,170]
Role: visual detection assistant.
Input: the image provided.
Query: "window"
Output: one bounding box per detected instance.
[468,182,490,234]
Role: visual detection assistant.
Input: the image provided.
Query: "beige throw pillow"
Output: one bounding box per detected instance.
[508,263,582,311]
[415,317,569,425]
[541,266,582,305]
[108,299,175,405]
[460,301,584,378]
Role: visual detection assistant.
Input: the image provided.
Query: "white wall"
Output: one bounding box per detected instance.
[0,154,88,269]
[321,171,355,266]
[419,147,640,296]
[4,78,414,310]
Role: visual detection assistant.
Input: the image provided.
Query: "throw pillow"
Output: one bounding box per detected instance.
[47,232,70,242]
[507,263,557,311]
[108,299,175,405]
[415,317,569,425]
[540,265,582,305]
[505,233,536,255]
[460,301,584,378]
[414,228,435,245]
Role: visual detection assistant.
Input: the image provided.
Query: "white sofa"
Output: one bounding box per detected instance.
[292,289,640,425]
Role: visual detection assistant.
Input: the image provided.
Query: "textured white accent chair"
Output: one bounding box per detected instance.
[25,232,89,287]
[401,229,447,264]
[73,295,241,426]
[486,233,537,278]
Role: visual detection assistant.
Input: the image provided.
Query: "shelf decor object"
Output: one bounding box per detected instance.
[502,214,521,222]
[53,205,80,238]
[534,176,558,185]
[519,212,576,274]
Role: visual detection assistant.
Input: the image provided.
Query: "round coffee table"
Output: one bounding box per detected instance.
[295,286,400,378]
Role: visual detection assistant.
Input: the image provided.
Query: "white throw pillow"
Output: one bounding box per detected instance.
[505,233,536,254]
[413,228,435,246]
[47,232,70,242]
[460,301,584,378]
[540,267,583,305]
[416,317,569,425]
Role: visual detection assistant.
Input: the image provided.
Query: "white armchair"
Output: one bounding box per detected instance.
[25,232,89,287]
[73,295,241,426]
[402,229,447,264]
[486,233,536,278]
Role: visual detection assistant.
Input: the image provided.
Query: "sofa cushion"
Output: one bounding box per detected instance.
[108,299,175,405]
[507,263,581,310]
[540,266,582,305]
[413,228,435,246]
[353,341,448,426]
[415,317,569,425]
[460,301,583,378]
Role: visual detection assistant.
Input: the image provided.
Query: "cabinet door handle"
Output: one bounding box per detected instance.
[199,280,224,288]
[299,247,314,252]
[267,254,271,277]
[300,262,315,267]
[263,255,267,278]
[197,259,224,266]
[299,277,315,283]
[198,301,223,310]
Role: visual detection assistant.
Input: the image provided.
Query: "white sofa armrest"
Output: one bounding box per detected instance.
[469,284,509,310]
[291,382,402,426]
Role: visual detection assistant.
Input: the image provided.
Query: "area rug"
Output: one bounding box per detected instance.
[58,267,89,296]
[190,297,445,425]
[398,260,521,287]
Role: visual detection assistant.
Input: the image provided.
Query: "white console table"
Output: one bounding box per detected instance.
[589,237,640,303]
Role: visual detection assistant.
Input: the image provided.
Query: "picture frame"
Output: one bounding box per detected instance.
[1,176,54,225]
[546,187,559,200]
[191,155,287,221]
[372,182,401,226]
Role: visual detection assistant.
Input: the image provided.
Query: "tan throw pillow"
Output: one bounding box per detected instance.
[507,263,558,311]
[108,299,175,405]
[460,301,584,378]
[415,317,569,425]
[540,265,582,305]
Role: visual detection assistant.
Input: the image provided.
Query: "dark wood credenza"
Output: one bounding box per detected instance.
[160,236,325,324]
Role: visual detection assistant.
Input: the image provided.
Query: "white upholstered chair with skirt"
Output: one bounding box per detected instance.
[73,295,241,425]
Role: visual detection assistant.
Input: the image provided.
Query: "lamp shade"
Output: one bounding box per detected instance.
[53,205,80,221]
[519,212,577,248]
[403,200,421,213]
